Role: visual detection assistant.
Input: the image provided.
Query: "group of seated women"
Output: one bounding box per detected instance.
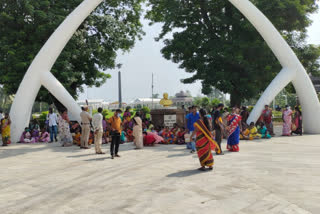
[240,122,272,140]
[142,123,189,145]
[20,120,50,143]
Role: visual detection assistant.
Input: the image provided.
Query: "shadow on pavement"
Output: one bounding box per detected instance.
[84,156,110,161]
[166,169,207,178]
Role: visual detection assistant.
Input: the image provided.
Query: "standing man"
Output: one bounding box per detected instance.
[108,109,122,159]
[80,106,92,149]
[92,107,105,154]
[213,103,225,155]
[185,106,200,153]
[47,108,58,143]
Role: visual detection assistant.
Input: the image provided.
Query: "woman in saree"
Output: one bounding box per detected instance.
[132,115,143,149]
[191,109,220,171]
[39,128,50,143]
[1,113,11,146]
[260,105,274,136]
[292,106,302,135]
[282,105,293,136]
[227,108,242,152]
[57,109,73,147]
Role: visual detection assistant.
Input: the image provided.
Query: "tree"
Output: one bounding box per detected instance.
[0,1,144,104]
[146,0,319,106]
[193,97,202,106]
[200,97,210,109]
[210,98,221,108]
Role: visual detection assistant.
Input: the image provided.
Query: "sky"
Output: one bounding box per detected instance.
[78,6,320,103]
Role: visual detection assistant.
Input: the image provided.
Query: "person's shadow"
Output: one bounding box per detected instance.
[166,169,208,178]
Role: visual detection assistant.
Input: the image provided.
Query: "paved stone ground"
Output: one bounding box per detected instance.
[0,129,320,214]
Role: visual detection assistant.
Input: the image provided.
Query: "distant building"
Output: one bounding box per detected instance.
[108,101,127,110]
[311,75,320,93]
[77,99,109,110]
[129,98,162,109]
[172,91,193,107]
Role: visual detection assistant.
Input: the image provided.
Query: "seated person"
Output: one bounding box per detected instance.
[240,128,251,140]
[70,122,80,134]
[248,122,262,139]
[88,131,94,145]
[158,126,164,136]
[121,131,127,143]
[258,122,272,139]
[148,122,154,131]
[176,127,187,144]
[143,132,156,146]
[73,127,81,146]
[103,130,110,144]
[31,129,40,143]
[170,123,180,143]
[161,126,174,144]
[39,128,50,143]
[126,128,134,142]
[143,131,164,145]
[20,128,35,143]
[29,119,40,131]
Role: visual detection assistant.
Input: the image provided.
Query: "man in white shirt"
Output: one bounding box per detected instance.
[92,107,104,154]
[46,108,58,142]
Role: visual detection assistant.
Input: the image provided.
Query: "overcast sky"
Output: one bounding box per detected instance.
[79,7,320,103]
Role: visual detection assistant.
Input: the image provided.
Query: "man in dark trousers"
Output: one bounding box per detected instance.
[213,103,225,155]
[107,109,122,159]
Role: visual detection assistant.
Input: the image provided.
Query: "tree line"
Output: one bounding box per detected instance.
[0,0,319,108]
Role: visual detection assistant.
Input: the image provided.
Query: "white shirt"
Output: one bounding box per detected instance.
[92,113,103,132]
[47,113,58,127]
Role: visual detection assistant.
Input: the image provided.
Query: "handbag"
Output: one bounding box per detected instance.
[291,123,297,131]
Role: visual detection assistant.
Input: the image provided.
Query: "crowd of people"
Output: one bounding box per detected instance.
[0,103,304,171]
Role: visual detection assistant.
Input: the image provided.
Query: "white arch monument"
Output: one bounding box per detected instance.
[9,0,320,142]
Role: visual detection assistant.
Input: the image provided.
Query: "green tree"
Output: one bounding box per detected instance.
[200,97,210,109]
[0,0,144,104]
[146,0,319,106]
[193,97,202,106]
[210,98,221,108]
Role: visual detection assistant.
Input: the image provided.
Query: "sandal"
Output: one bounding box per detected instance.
[198,167,206,171]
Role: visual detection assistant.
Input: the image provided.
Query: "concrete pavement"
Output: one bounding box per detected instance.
[0,133,319,214]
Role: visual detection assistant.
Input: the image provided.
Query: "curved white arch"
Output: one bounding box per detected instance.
[9,0,320,142]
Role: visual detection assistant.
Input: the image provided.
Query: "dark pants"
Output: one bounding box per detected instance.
[215,129,222,154]
[110,134,120,156]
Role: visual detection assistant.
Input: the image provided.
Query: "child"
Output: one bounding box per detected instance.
[39,128,50,143]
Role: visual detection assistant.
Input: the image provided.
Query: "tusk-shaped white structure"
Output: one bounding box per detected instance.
[9,0,320,142]
[229,0,320,133]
